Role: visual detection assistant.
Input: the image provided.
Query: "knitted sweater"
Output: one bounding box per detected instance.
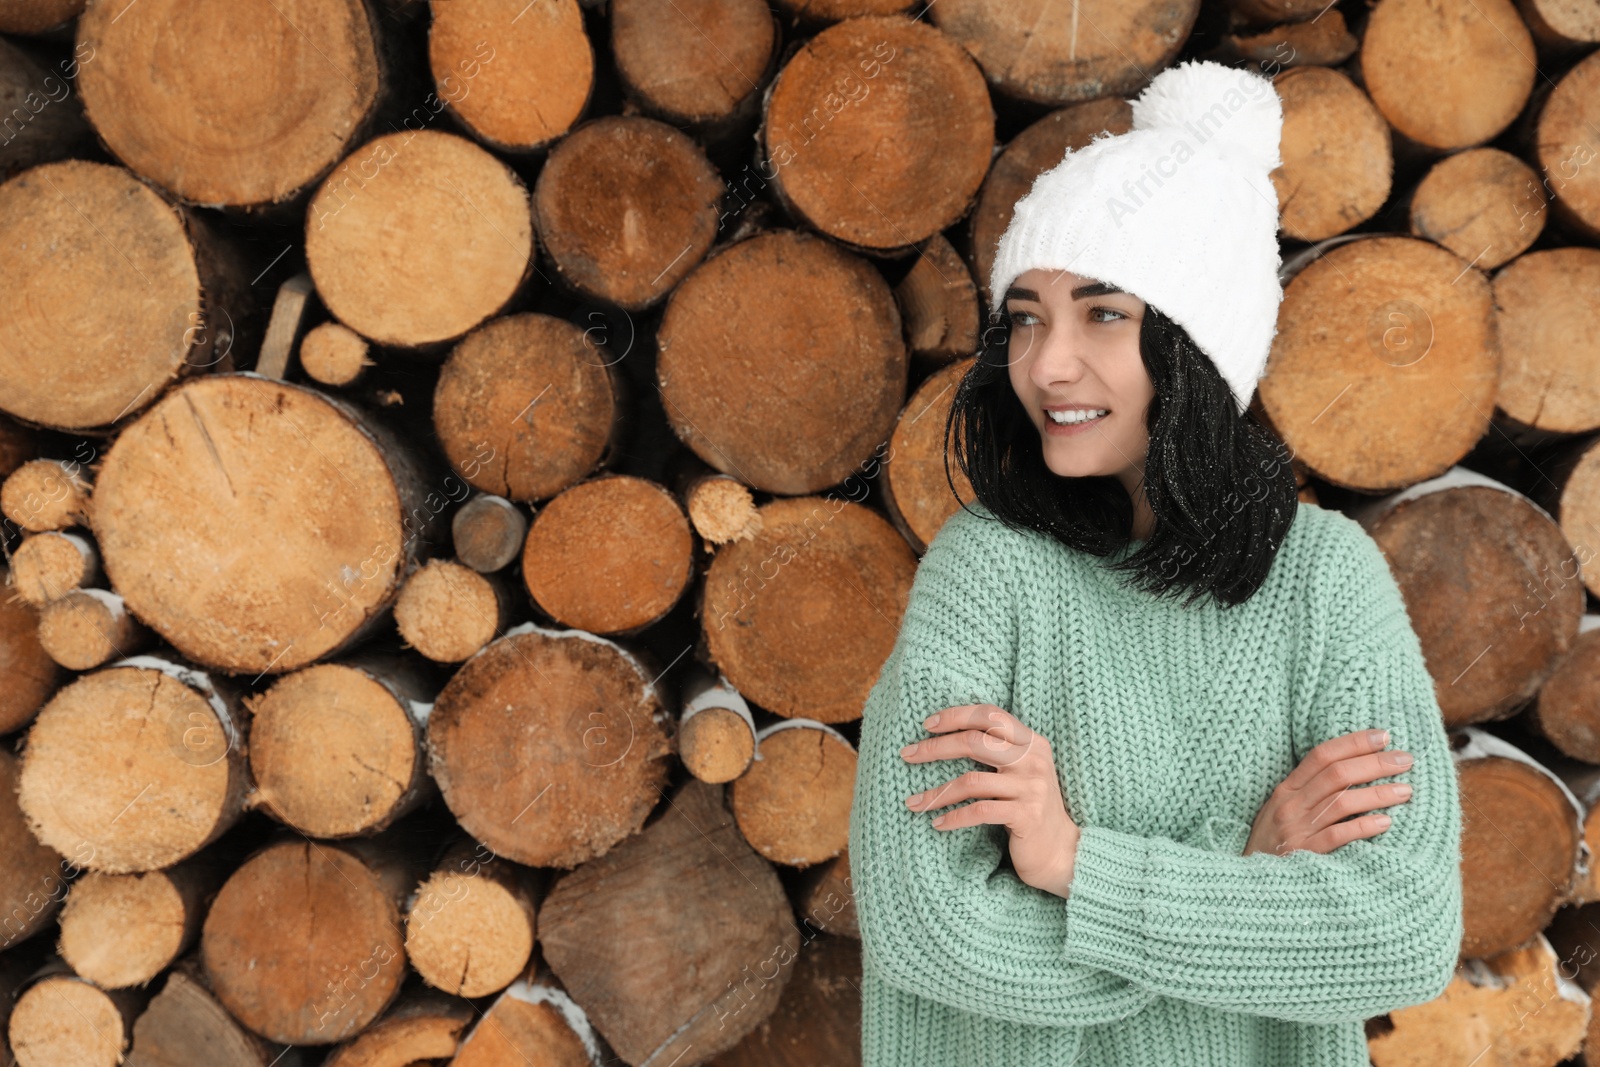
[848,500,1463,1067]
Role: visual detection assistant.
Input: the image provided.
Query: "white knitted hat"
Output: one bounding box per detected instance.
[988,60,1286,416]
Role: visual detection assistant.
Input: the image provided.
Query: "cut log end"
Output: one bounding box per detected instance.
[395,559,503,663]
[299,320,372,386]
[452,494,528,573]
[37,589,149,672]
[9,976,130,1067]
[730,725,856,868]
[679,706,757,784]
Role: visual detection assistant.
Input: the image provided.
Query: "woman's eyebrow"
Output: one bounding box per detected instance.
[1003,282,1126,304]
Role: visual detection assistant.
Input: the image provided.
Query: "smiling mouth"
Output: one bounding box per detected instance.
[1044,408,1110,427]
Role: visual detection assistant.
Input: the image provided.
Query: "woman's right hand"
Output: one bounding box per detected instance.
[1243,728,1414,857]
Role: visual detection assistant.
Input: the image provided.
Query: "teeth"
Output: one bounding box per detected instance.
[1047,409,1108,425]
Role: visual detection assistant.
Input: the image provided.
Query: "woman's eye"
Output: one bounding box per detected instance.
[1007,309,1039,327]
[1090,306,1126,323]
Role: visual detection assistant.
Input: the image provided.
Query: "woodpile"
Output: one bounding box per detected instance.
[0,0,1598,1064]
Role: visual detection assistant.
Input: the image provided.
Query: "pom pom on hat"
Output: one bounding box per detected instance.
[1130,59,1284,174]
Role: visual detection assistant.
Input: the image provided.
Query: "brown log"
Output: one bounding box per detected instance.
[427,623,674,868]
[1533,436,1600,598]
[533,115,721,310]
[305,129,534,349]
[731,720,856,868]
[969,97,1133,310]
[428,0,592,153]
[1409,147,1545,270]
[126,962,302,1067]
[254,272,315,381]
[1492,248,1600,434]
[928,0,1199,107]
[298,320,372,388]
[792,844,858,939]
[245,653,435,838]
[404,838,538,998]
[1258,236,1499,492]
[1208,9,1357,69]
[200,837,408,1045]
[1226,0,1326,25]
[707,933,862,1067]
[0,560,61,734]
[540,777,797,1066]
[394,558,510,663]
[0,938,49,1067]
[894,233,980,366]
[8,529,97,605]
[449,973,603,1067]
[0,35,93,181]
[521,474,695,635]
[1359,0,1536,150]
[1518,0,1600,51]
[1271,65,1391,242]
[0,0,84,34]
[92,374,443,674]
[57,851,222,989]
[881,356,976,554]
[657,230,906,495]
[322,985,474,1067]
[7,963,147,1067]
[1531,619,1600,763]
[451,493,527,573]
[1546,737,1600,905]
[1369,938,1581,1065]
[1350,468,1584,727]
[433,312,626,503]
[760,16,991,251]
[670,450,761,545]
[770,0,910,21]
[1,459,92,533]
[77,0,384,210]
[1453,727,1587,958]
[0,159,250,432]
[678,665,757,784]
[0,747,68,952]
[610,0,777,127]
[701,496,916,723]
[18,656,249,873]
[36,588,153,671]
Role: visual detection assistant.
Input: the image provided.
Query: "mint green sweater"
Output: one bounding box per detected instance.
[848,500,1463,1066]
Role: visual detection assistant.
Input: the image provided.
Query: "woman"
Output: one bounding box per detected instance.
[847,59,1463,1067]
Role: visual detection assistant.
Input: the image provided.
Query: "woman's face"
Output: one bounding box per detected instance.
[1003,267,1154,491]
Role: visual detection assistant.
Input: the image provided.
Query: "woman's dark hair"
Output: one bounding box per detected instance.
[945,301,1299,609]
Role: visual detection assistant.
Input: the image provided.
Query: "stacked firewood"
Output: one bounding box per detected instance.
[1,0,1599,1063]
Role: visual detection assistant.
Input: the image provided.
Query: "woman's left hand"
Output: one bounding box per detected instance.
[901,704,1081,899]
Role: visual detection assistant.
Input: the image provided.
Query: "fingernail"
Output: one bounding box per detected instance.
[925,713,940,728]
[931,815,945,827]
[1384,752,1412,768]
[900,743,917,758]
[1395,784,1413,798]
[1375,815,1392,828]
[1368,729,1389,747]
[906,792,923,808]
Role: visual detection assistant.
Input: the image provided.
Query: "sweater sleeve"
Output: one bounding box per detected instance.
[1057,524,1464,1025]
[849,507,1157,1028]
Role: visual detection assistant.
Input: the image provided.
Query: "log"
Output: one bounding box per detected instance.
[521,474,695,635]
[792,844,858,939]
[539,777,797,1066]
[1518,0,1600,51]
[57,851,222,989]
[7,962,147,1067]
[1350,468,1584,727]
[36,588,153,671]
[927,0,1199,107]
[1453,727,1587,958]
[0,560,62,734]
[0,0,84,35]
[1,459,92,533]
[126,962,302,1067]
[656,229,906,495]
[1226,0,1326,25]
[449,974,603,1067]
[730,720,856,868]
[0,35,94,181]
[770,0,911,21]
[7,529,97,605]
[427,0,591,153]
[1539,436,1600,599]
[969,97,1133,310]
[1258,236,1499,492]
[1491,248,1600,434]
[254,272,315,381]
[451,493,527,573]
[244,653,436,837]
[0,414,36,481]
[1358,0,1536,150]
[18,655,249,873]
[0,159,251,432]
[701,496,917,723]
[200,837,409,1045]
[677,665,757,784]
[1535,49,1600,242]
[77,0,384,210]
[433,312,626,502]
[881,356,976,554]
[706,933,862,1067]
[404,838,539,998]
[322,985,474,1067]
[91,374,443,674]
[305,129,534,349]
[1207,9,1357,69]
[298,321,372,388]
[426,622,674,867]
[1546,728,1600,905]
[533,115,722,309]
[393,558,510,663]
[670,451,761,545]
[893,233,981,367]
[1271,65,1391,242]
[610,0,777,127]
[0,747,68,952]
[1409,147,1545,270]
[760,16,991,251]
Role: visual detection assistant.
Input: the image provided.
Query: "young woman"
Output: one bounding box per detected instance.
[848,61,1463,1067]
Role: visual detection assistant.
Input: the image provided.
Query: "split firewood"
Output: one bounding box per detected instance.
[7,529,98,605]
[881,357,976,554]
[449,972,604,1067]
[0,0,85,35]
[533,115,722,309]
[7,958,149,1067]
[893,233,981,366]
[539,777,797,1066]
[0,561,62,734]
[404,837,541,998]
[677,665,758,784]
[1258,236,1499,492]
[245,652,436,838]
[701,496,917,723]
[91,374,444,674]
[322,984,474,1067]
[761,16,991,251]
[1271,65,1391,242]
[1408,147,1545,270]
[427,622,674,867]
[305,129,534,349]
[0,159,250,432]
[1,459,92,533]
[57,850,224,989]
[0,747,68,952]
[707,933,863,1067]
[521,474,695,635]
[18,655,249,873]
[125,960,304,1067]
[394,558,511,663]
[77,0,386,211]
[433,312,627,502]
[298,321,372,387]
[0,36,93,180]
[730,720,856,868]
[1535,49,1600,241]
[792,844,859,939]
[36,588,153,671]
[1349,467,1584,727]
[656,229,906,494]
[610,0,777,128]
[1453,727,1588,959]
[451,493,528,573]
[1491,248,1600,435]
[254,272,315,380]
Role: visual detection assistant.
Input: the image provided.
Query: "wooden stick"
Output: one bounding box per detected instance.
[254,272,315,381]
